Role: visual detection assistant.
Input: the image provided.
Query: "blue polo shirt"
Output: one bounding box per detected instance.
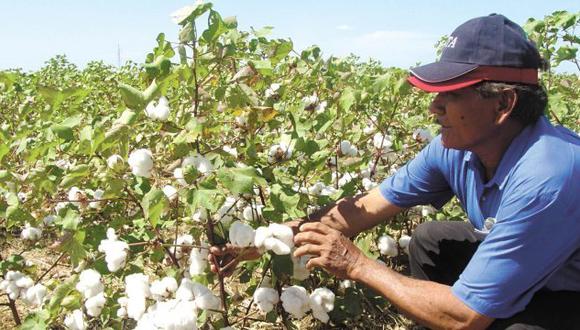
[379,116,580,318]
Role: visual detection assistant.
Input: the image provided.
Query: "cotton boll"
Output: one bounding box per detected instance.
[291,254,311,280]
[229,221,255,247]
[242,204,263,221]
[182,154,213,174]
[177,279,220,311]
[150,277,179,301]
[174,167,187,186]
[378,235,398,257]
[268,143,292,162]
[85,292,106,317]
[280,285,311,319]
[22,284,47,307]
[68,186,87,208]
[128,149,154,178]
[309,287,335,323]
[188,244,209,276]
[191,208,208,222]
[127,295,147,320]
[89,189,105,209]
[268,223,294,249]
[339,280,353,290]
[162,185,178,201]
[117,297,128,318]
[125,273,151,299]
[21,223,42,241]
[362,178,378,191]
[76,269,104,299]
[372,132,393,153]
[64,309,87,330]
[253,287,279,313]
[315,100,327,113]
[399,235,412,255]
[98,228,129,272]
[106,154,124,171]
[145,97,170,122]
[173,234,193,260]
[43,215,57,226]
[413,128,433,143]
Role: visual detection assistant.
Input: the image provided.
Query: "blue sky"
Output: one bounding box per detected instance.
[1,1,578,72]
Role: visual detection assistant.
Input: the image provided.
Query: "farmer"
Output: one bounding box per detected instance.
[211,14,580,329]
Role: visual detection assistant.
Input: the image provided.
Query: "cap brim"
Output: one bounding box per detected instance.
[407,75,483,92]
[410,61,478,83]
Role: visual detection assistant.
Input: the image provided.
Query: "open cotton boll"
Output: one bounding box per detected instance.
[315,100,327,113]
[128,149,154,178]
[117,297,129,318]
[372,132,393,153]
[254,223,294,255]
[281,285,311,319]
[268,142,292,162]
[127,295,147,321]
[189,244,209,276]
[413,128,434,143]
[136,299,198,330]
[269,223,294,248]
[173,167,187,186]
[76,269,104,299]
[64,309,87,330]
[291,254,311,280]
[309,287,335,323]
[21,223,42,241]
[106,154,124,171]
[0,271,34,300]
[89,189,105,209]
[253,287,279,314]
[378,235,398,257]
[145,96,170,122]
[173,234,194,260]
[22,283,47,307]
[150,277,179,301]
[242,204,263,221]
[68,186,87,208]
[125,273,151,299]
[229,221,256,247]
[339,141,358,157]
[182,154,213,174]
[399,235,412,254]
[162,185,178,201]
[98,228,129,272]
[176,279,220,310]
[85,292,106,317]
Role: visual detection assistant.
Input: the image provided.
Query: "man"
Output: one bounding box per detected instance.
[211,14,580,329]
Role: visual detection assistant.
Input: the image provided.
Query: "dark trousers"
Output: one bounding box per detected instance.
[408,221,580,330]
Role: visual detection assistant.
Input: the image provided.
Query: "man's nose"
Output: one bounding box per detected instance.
[429,93,445,115]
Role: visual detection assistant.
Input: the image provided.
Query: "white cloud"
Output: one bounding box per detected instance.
[336,24,353,31]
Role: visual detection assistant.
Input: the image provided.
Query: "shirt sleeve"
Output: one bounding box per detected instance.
[379,136,454,208]
[452,174,580,318]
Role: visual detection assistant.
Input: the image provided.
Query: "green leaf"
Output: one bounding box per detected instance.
[19,310,50,330]
[250,59,272,76]
[217,167,266,195]
[339,87,356,112]
[271,254,293,279]
[47,275,78,316]
[6,205,34,228]
[270,40,293,64]
[202,10,228,43]
[119,83,146,110]
[187,188,220,213]
[117,109,138,126]
[59,209,81,231]
[141,188,169,227]
[270,184,302,218]
[50,124,74,141]
[174,2,213,25]
[0,143,10,162]
[60,231,86,266]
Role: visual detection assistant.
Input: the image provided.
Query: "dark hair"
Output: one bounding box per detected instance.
[473,81,548,126]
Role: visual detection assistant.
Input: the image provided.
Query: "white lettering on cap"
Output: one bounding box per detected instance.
[446,36,458,48]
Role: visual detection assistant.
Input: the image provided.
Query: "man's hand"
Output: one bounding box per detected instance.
[209,244,262,277]
[293,222,367,279]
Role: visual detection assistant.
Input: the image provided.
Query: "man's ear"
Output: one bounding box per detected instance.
[495,88,518,124]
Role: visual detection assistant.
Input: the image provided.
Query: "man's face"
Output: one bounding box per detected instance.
[429,87,501,150]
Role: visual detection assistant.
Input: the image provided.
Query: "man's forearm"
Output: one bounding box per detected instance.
[300,188,404,237]
[350,257,493,330]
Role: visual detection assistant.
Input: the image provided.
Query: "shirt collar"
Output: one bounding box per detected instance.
[463,117,545,190]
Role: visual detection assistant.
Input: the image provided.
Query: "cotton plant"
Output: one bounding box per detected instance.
[98,228,129,272]
[378,234,398,257]
[145,96,170,122]
[254,223,295,255]
[128,149,154,178]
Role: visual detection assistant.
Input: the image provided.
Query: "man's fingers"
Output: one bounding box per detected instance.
[305,256,325,271]
[294,231,327,246]
[294,243,321,258]
[298,222,332,235]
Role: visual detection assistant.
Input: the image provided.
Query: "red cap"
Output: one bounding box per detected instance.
[408,66,539,93]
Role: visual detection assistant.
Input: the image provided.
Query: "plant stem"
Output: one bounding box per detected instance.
[6,295,21,326]
[35,252,66,284]
[206,218,230,326]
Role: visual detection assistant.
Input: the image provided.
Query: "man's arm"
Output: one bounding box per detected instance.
[294,222,494,330]
[298,187,405,237]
